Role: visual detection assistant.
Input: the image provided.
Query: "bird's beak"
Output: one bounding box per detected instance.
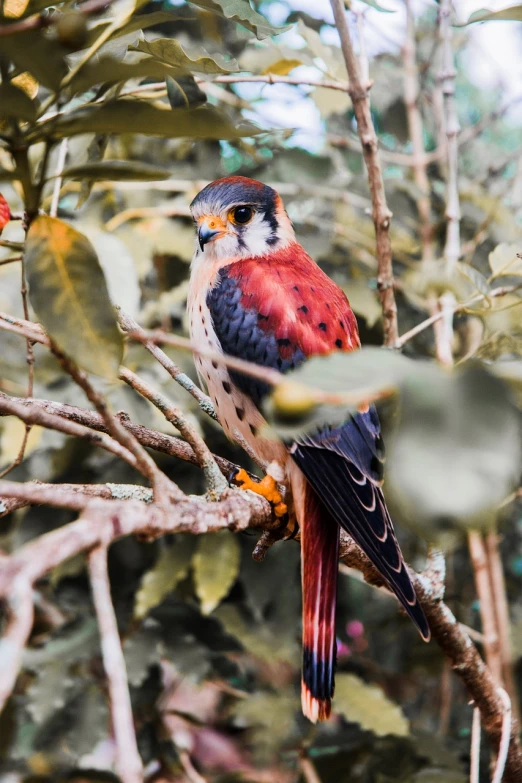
[198,216,225,250]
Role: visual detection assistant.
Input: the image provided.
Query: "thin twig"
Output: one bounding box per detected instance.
[299,755,322,783]
[51,343,184,503]
[329,0,398,346]
[0,393,138,470]
[492,688,512,783]
[439,0,461,272]
[467,531,503,684]
[485,532,519,720]
[394,283,522,349]
[117,310,216,421]
[403,0,434,261]
[119,367,227,497]
[470,706,481,783]
[0,257,35,478]
[49,139,68,218]
[0,577,34,714]
[0,392,240,499]
[88,544,143,783]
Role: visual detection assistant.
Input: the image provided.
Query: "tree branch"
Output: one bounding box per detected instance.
[403,0,434,262]
[117,309,217,421]
[88,544,144,783]
[119,366,228,497]
[329,0,398,346]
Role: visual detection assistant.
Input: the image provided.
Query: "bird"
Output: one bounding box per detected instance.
[187,176,430,723]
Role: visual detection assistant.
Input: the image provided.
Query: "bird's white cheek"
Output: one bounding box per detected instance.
[242,219,273,257]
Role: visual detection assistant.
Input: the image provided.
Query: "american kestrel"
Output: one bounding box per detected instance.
[188,176,429,723]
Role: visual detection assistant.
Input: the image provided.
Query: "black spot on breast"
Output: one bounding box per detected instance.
[339,320,345,330]
[298,305,308,314]
[277,338,291,347]
[326,303,331,309]
[235,407,245,421]
[318,322,327,331]
[249,423,257,436]
[202,317,205,325]
[204,328,208,337]
[212,360,218,369]
[335,338,343,348]
[293,285,299,291]
[310,287,315,292]
[223,381,232,394]
[199,305,202,312]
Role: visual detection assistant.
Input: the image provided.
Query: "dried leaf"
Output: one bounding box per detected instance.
[25,216,124,378]
[193,530,240,614]
[334,673,410,736]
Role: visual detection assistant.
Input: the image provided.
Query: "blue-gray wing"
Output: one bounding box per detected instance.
[291,408,430,641]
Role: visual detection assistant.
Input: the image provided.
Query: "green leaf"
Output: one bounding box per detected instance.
[263,348,413,440]
[334,673,410,736]
[0,82,36,123]
[216,604,298,664]
[84,9,184,48]
[193,530,240,614]
[387,363,522,533]
[69,56,181,95]
[462,5,522,24]
[167,75,207,109]
[134,536,195,620]
[25,216,124,378]
[60,160,171,182]
[26,659,75,724]
[488,243,522,277]
[187,0,291,40]
[0,30,67,90]
[30,101,259,142]
[132,37,240,74]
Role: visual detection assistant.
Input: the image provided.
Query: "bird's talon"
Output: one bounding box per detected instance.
[234,468,287,518]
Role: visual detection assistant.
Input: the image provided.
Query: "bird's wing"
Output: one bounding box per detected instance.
[206,245,359,404]
[207,246,429,641]
[291,410,430,641]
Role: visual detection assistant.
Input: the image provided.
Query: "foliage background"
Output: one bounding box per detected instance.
[0,0,522,781]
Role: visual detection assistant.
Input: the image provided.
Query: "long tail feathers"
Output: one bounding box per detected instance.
[292,466,339,723]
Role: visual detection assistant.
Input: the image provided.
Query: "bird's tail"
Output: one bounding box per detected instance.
[290,465,339,723]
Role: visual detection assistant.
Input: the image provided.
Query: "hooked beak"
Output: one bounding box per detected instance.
[198,217,224,250]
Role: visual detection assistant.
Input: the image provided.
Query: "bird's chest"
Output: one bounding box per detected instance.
[187,273,285,469]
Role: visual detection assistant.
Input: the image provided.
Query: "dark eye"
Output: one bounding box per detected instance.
[231,206,254,225]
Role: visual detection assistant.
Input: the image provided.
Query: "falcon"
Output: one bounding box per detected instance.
[188,176,429,722]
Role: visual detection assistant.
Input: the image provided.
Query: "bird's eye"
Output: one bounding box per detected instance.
[230,206,254,225]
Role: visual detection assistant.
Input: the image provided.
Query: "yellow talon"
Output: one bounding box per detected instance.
[235,468,288,518]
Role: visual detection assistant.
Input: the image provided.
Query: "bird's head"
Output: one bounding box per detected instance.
[190,176,295,263]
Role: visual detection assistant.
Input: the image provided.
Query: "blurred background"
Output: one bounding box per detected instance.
[1,0,522,781]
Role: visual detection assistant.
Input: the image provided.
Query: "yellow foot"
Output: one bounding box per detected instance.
[234,468,288,518]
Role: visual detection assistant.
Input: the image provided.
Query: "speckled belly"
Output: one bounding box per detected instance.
[187,280,287,471]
